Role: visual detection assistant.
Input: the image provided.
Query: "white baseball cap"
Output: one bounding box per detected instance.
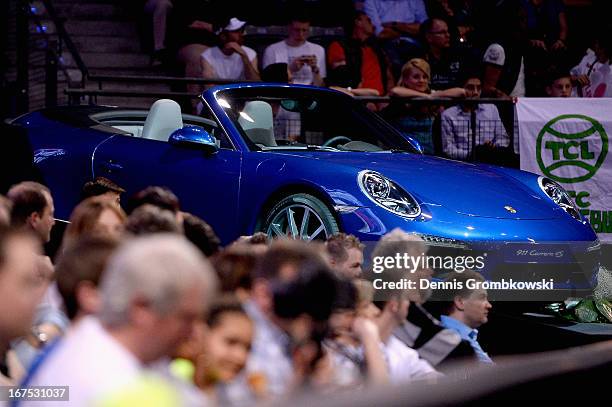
[222,17,247,32]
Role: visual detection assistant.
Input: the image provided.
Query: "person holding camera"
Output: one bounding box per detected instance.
[262,11,326,86]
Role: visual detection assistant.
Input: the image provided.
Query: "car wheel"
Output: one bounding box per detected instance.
[262,194,339,241]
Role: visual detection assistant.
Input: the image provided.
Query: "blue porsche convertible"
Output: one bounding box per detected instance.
[13,83,600,292]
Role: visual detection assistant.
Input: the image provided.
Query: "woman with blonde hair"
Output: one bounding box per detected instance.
[390,58,465,98]
[382,58,464,154]
[61,196,127,252]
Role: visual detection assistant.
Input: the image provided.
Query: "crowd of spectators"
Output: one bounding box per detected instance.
[138,0,610,162]
[0,177,499,405]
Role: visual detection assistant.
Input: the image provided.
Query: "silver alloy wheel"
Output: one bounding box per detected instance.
[267,204,330,241]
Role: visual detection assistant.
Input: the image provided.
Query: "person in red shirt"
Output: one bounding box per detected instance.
[327,11,395,95]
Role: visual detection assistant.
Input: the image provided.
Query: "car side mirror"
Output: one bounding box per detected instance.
[404,135,424,154]
[169,125,218,154]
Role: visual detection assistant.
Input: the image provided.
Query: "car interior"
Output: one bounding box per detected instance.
[228,95,389,152]
[89,99,223,145]
[237,100,277,147]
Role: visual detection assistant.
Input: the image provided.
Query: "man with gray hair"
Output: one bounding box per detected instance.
[370,228,477,368]
[370,228,431,303]
[23,234,217,406]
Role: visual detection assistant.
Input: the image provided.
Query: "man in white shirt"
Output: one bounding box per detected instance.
[441,76,509,160]
[372,229,477,368]
[23,234,217,406]
[262,12,326,86]
[201,17,260,81]
[373,294,440,383]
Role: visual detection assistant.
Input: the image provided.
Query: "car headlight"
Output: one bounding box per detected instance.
[538,177,582,221]
[358,170,421,218]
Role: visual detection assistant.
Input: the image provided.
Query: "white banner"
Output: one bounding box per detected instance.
[517,98,612,242]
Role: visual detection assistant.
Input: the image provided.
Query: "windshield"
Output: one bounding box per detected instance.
[215,87,418,153]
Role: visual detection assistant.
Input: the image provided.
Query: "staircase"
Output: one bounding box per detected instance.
[9,0,171,112]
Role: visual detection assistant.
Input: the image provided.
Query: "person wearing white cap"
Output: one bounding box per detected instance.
[200,17,260,81]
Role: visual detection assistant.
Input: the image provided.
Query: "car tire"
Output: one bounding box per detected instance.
[261,193,340,241]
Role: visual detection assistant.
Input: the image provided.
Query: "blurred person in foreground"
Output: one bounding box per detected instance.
[371,228,478,368]
[125,204,183,236]
[173,296,254,404]
[128,186,182,222]
[231,239,339,402]
[0,195,12,227]
[182,212,221,258]
[228,232,270,257]
[7,182,66,375]
[439,270,493,364]
[0,229,47,384]
[372,294,440,383]
[60,196,126,251]
[324,278,389,389]
[212,244,259,302]
[354,278,382,320]
[55,237,119,324]
[23,234,217,406]
[7,181,55,248]
[367,235,440,382]
[326,233,365,279]
[80,177,125,208]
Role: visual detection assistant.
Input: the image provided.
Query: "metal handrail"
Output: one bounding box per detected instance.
[37,0,88,85]
[65,86,517,106]
[354,96,516,106]
[69,79,517,105]
[64,88,198,103]
[88,74,259,89]
[27,6,69,80]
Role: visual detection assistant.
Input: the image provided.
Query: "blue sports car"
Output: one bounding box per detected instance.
[13,83,600,293]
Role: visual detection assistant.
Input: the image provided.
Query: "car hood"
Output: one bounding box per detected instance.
[271,151,557,220]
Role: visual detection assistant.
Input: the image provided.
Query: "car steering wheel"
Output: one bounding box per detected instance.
[322,136,353,148]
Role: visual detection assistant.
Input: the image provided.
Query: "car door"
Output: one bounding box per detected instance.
[92,116,241,244]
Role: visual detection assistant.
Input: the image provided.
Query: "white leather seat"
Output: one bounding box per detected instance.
[141,99,183,142]
[237,101,277,147]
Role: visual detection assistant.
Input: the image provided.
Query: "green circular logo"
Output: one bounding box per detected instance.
[536,114,608,183]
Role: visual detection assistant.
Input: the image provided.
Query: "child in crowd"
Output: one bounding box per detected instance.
[172,297,254,404]
[545,69,572,97]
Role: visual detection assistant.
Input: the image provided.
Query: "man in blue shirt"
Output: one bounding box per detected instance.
[363,0,429,77]
[439,270,494,364]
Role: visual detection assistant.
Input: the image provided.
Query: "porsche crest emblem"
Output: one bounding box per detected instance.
[504,205,517,214]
